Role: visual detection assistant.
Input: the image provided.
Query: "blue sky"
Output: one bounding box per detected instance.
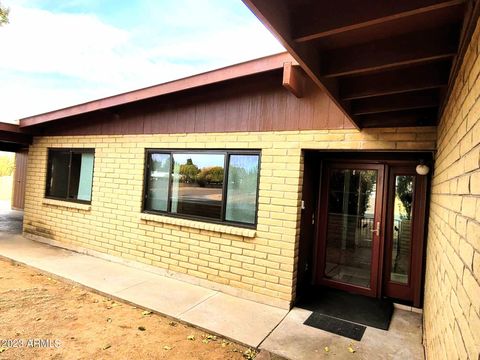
[0,0,283,122]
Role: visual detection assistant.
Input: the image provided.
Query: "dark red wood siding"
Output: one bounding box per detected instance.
[37,70,354,137]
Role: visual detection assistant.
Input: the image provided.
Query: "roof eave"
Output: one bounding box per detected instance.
[19,52,293,128]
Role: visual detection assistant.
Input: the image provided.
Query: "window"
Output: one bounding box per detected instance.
[45,149,95,203]
[144,150,260,227]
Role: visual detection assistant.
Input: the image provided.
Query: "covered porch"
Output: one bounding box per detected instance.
[242,0,480,358]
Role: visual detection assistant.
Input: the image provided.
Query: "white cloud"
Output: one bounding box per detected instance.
[1,6,129,81]
[0,1,284,123]
[148,22,284,65]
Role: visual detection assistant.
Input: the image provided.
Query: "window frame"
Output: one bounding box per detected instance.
[45,148,95,205]
[143,149,261,229]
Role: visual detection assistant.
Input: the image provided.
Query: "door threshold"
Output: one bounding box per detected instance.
[393,302,423,314]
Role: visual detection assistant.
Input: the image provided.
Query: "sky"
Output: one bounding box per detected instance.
[0,0,284,123]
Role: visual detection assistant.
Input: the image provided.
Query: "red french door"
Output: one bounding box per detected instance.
[382,166,427,304]
[315,160,428,306]
[316,162,385,297]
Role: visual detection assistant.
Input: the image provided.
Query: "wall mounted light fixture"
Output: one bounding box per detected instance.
[416,160,430,175]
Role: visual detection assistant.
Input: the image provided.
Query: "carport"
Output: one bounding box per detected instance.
[0,122,32,234]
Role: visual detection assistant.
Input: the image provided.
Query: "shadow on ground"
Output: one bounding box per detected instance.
[0,208,23,234]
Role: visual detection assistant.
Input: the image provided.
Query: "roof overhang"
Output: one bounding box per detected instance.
[18,52,295,128]
[0,122,32,151]
[242,0,480,129]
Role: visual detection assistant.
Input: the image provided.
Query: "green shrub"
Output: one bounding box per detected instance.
[0,155,14,176]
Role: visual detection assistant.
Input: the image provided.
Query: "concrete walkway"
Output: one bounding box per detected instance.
[0,234,288,348]
[0,211,424,359]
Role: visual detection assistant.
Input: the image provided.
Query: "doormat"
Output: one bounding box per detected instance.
[297,287,394,330]
[304,313,366,341]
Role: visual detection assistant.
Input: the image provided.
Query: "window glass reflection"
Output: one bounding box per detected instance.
[390,175,414,284]
[225,154,259,224]
[171,153,224,219]
[146,153,170,212]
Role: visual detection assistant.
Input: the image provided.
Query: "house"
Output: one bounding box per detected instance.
[0,1,478,358]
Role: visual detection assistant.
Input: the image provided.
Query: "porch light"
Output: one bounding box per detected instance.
[416,162,430,175]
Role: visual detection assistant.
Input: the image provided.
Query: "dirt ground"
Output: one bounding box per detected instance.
[0,259,253,360]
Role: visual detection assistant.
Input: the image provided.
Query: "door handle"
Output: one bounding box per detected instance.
[370,221,380,236]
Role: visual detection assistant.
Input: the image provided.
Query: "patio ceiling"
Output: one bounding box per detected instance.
[242,0,480,129]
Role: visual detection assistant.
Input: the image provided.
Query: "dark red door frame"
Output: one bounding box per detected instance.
[313,157,429,307]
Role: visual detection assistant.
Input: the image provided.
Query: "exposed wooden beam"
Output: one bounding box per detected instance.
[359,108,438,127]
[341,61,451,100]
[293,0,465,42]
[321,26,460,77]
[351,90,439,115]
[0,123,31,146]
[0,122,24,133]
[282,62,306,98]
[0,142,29,152]
[0,130,32,146]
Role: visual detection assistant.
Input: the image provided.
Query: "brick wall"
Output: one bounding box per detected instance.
[23,128,435,309]
[423,18,480,360]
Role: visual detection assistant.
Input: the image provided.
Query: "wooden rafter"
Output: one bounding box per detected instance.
[340,62,451,100]
[321,26,459,77]
[359,108,438,127]
[292,0,465,42]
[351,90,439,115]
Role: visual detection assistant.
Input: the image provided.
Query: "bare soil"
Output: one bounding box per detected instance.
[0,259,252,360]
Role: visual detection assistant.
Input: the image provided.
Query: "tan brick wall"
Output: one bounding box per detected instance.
[423,18,480,360]
[23,128,435,308]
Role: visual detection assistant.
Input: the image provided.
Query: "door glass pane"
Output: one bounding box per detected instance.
[171,153,224,219]
[225,154,259,224]
[391,175,414,284]
[324,169,377,288]
[146,153,171,212]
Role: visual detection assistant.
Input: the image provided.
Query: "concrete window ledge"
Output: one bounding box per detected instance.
[42,198,91,211]
[140,213,256,238]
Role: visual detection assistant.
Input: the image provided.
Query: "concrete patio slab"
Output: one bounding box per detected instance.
[260,307,424,360]
[180,292,288,348]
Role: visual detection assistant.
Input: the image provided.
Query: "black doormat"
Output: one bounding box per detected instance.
[304,313,366,341]
[297,287,394,330]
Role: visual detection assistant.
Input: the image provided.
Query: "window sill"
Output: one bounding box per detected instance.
[139,213,256,238]
[42,198,91,211]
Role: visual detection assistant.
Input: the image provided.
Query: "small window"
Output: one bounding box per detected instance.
[45,149,95,203]
[144,150,260,227]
